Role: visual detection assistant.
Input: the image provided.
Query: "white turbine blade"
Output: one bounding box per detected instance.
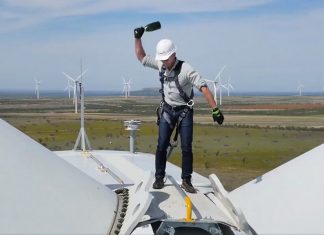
[62,72,76,82]
[76,69,88,81]
[297,84,304,90]
[0,119,117,234]
[215,65,226,81]
[64,81,72,98]
[226,77,233,89]
[218,76,223,84]
[297,80,304,87]
[230,143,324,234]
[122,76,126,84]
[64,83,69,91]
[64,79,71,91]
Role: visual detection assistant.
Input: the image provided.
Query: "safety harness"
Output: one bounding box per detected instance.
[156,60,194,158]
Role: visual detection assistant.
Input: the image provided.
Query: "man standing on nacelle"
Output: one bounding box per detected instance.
[134,25,224,193]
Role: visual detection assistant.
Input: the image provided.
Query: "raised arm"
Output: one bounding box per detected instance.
[135,38,146,62]
[134,27,146,62]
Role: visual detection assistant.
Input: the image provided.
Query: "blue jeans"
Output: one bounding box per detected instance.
[155,107,193,180]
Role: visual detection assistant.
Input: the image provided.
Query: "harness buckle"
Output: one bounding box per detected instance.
[186,99,194,108]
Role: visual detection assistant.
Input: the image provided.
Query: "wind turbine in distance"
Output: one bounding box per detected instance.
[64,79,74,99]
[297,80,304,96]
[34,78,41,99]
[74,59,91,152]
[217,74,227,105]
[224,77,234,96]
[62,69,88,113]
[205,65,226,105]
[122,76,131,99]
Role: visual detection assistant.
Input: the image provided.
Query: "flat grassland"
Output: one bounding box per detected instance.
[1,95,324,191]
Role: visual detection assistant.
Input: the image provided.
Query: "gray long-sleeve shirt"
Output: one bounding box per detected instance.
[141,55,207,107]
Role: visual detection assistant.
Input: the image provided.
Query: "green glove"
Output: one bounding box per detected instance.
[212,107,224,125]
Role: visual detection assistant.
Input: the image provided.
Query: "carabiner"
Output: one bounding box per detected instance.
[186,99,194,108]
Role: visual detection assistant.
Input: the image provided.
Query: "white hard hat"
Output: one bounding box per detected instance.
[155,39,176,61]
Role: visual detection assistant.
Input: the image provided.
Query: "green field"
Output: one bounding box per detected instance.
[1,95,324,190]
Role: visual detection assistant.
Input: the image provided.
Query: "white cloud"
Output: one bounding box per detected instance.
[3,0,90,9]
[0,0,274,32]
[1,1,324,92]
[3,0,273,12]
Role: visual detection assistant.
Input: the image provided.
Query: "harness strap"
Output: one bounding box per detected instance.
[172,107,189,143]
[159,66,166,102]
[159,60,194,105]
[158,60,194,159]
[173,61,194,103]
[174,77,193,104]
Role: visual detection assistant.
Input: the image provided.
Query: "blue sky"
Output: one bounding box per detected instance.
[1,0,324,93]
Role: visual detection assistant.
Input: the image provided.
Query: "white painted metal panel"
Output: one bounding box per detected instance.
[55,150,210,190]
[0,119,117,234]
[230,143,324,234]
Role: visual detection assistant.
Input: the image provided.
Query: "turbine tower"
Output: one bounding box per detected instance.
[74,59,91,152]
[34,78,41,99]
[297,81,304,96]
[205,65,226,105]
[217,74,227,106]
[122,77,131,99]
[62,69,88,113]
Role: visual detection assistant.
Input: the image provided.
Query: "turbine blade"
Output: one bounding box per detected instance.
[76,69,88,81]
[62,72,75,82]
[215,65,226,81]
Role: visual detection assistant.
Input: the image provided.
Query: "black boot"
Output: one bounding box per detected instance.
[181,178,196,193]
[153,178,164,189]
